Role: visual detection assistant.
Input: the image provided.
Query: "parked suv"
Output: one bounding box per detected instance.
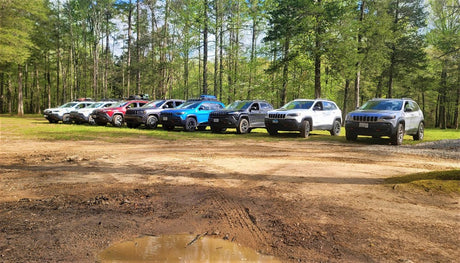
[160,95,225,131]
[70,101,117,125]
[124,99,184,129]
[265,99,342,138]
[91,100,149,127]
[44,100,94,124]
[209,100,274,133]
[345,98,424,145]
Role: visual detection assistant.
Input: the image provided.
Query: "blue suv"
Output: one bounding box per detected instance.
[160,95,225,131]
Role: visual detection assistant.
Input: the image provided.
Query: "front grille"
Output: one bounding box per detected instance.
[353,115,378,122]
[268,113,286,119]
[161,112,174,117]
[210,111,228,117]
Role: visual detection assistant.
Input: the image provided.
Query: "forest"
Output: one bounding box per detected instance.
[0,0,458,128]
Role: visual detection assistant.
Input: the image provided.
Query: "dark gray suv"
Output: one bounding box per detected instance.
[124,99,184,129]
[345,98,424,145]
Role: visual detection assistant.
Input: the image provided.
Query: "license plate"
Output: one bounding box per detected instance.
[213,118,219,123]
[272,119,279,124]
[359,122,368,128]
[162,117,168,121]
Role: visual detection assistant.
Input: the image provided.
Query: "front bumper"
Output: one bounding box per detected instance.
[44,113,63,122]
[70,112,89,123]
[124,114,146,125]
[209,115,239,129]
[93,112,112,123]
[265,118,301,131]
[161,115,185,127]
[345,121,395,137]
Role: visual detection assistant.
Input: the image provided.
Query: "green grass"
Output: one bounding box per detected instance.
[1,115,459,144]
[385,170,460,194]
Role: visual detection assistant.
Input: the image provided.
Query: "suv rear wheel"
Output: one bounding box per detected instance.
[237,118,250,134]
[112,114,124,127]
[300,120,311,138]
[184,117,197,132]
[330,120,341,136]
[390,123,404,145]
[146,115,159,129]
[413,122,424,141]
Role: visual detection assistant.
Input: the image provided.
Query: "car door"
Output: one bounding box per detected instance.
[404,101,418,132]
[322,101,338,127]
[248,103,262,127]
[311,101,326,127]
[196,102,212,124]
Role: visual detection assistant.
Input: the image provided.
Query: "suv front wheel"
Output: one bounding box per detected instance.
[300,120,311,138]
[390,123,404,145]
[146,115,159,129]
[184,117,197,132]
[237,118,250,134]
[112,114,124,127]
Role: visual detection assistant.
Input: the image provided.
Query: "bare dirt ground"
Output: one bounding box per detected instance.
[0,132,459,262]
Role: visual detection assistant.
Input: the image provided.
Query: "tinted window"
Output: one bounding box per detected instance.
[210,103,223,110]
[323,101,337,110]
[260,103,272,111]
[281,100,314,110]
[360,100,403,111]
[250,103,260,111]
[313,102,323,111]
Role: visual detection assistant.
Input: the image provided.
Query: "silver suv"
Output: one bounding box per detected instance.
[44,101,94,124]
[345,98,424,145]
[265,99,342,138]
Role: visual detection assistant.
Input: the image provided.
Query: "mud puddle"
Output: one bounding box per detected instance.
[97,234,280,262]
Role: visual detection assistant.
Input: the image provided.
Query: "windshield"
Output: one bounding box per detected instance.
[360,100,403,111]
[225,101,252,110]
[176,101,200,109]
[59,102,78,108]
[280,100,314,110]
[109,101,127,108]
[88,103,103,108]
[142,100,165,108]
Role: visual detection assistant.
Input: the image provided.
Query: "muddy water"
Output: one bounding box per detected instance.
[98,234,280,262]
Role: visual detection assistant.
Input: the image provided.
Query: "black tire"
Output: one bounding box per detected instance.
[62,114,71,124]
[236,118,250,134]
[112,114,124,127]
[346,131,357,141]
[146,115,159,129]
[184,118,197,132]
[413,122,424,141]
[329,120,341,136]
[300,120,311,138]
[163,124,175,131]
[390,123,404,145]
[88,115,96,125]
[266,127,278,136]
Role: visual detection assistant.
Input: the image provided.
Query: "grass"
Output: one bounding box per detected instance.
[385,170,460,194]
[1,114,459,144]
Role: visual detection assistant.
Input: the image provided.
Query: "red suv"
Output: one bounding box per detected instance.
[91,100,149,127]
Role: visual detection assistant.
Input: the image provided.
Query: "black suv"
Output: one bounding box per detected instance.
[124,99,184,129]
[209,100,274,133]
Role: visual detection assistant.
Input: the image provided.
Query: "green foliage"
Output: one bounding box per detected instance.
[385,170,460,194]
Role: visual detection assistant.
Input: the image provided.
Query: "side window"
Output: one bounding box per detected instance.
[127,103,136,108]
[166,101,175,108]
[138,102,147,107]
[199,103,209,110]
[104,103,112,108]
[251,103,259,111]
[323,102,337,111]
[210,103,222,110]
[410,101,419,111]
[175,101,184,107]
[313,102,323,111]
[261,103,273,110]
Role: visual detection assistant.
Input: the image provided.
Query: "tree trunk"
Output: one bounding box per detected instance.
[281,38,290,106]
[314,0,322,99]
[343,79,350,123]
[0,73,4,113]
[354,0,365,108]
[127,0,132,97]
[136,0,141,94]
[202,0,208,94]
[454,61,459,129]
[18,65,24,116]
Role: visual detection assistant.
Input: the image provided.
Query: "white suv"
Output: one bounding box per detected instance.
[44,101,94,124]
[265,99,342,138]
[70,101,118,125]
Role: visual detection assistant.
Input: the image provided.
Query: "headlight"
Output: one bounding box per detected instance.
[345,114,352,121]
[287,113,300,117]
[380,115,396,120]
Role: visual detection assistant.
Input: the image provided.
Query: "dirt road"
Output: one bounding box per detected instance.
[0,133,459,262]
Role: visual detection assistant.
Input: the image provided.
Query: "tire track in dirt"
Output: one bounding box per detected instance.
[208,188,269,248]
